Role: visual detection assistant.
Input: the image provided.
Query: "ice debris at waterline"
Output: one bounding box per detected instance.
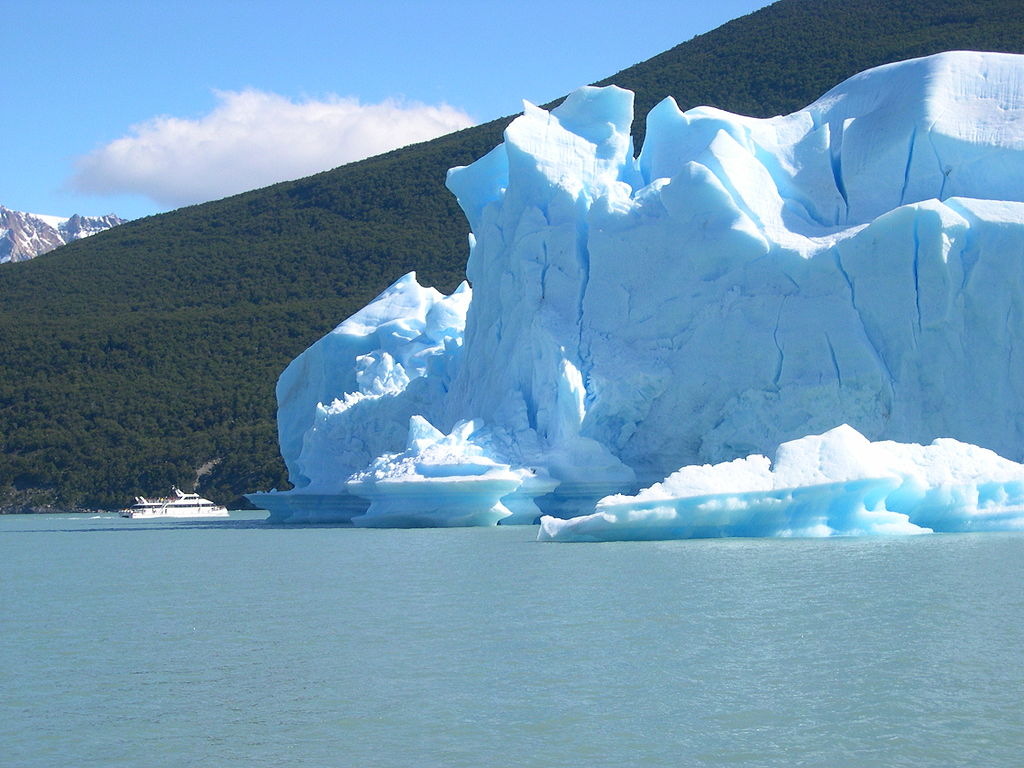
[539,425,1024,541]
[345,416,557,527]
[248,51,1024,527]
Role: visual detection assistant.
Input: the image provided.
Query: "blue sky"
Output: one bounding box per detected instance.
[3,0,773,220]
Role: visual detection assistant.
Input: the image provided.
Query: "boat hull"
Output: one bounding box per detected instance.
[120,508,230,519]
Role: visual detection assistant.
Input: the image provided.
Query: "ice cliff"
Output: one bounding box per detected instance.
[249,51,1024,531]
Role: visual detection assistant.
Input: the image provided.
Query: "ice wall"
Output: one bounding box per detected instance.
[251,51,1024,525]
[443,51,1024,503]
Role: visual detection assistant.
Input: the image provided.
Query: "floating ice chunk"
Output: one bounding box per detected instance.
[539,426,1024,541]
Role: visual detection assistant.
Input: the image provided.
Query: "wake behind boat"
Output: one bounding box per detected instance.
[120,487,229,519]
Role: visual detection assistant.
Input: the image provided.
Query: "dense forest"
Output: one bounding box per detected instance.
[2,0,1023,510]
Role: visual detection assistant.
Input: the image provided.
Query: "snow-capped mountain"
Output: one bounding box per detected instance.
[0,206,125,263]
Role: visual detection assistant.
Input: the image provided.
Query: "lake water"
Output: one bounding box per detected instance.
[1,513,1021,767]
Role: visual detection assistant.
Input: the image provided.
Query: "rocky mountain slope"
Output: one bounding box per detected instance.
[0,206,124,263]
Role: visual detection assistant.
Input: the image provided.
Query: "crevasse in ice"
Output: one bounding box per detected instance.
[248,51,1024,531]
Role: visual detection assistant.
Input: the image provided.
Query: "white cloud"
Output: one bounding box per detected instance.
[70,90,476,208]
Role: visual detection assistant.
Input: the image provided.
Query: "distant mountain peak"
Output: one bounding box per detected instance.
[0,206,125,263]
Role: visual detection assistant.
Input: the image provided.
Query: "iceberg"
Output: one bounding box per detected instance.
[249,51,1024,528]
[539,425,1024,541]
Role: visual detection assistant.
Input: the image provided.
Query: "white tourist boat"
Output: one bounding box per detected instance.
[120,487,229,519]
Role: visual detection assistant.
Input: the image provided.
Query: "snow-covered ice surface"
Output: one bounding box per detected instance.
[539,425,1024,541]
[249,51,1024,530]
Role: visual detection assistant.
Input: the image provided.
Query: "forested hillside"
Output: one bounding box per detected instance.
[2,0,1022,510]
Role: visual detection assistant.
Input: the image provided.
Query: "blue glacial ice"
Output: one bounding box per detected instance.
[539,425,1024,541]
[248,51,1024,531]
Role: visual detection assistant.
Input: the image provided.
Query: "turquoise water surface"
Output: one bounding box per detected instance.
[1,513,1021,767]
